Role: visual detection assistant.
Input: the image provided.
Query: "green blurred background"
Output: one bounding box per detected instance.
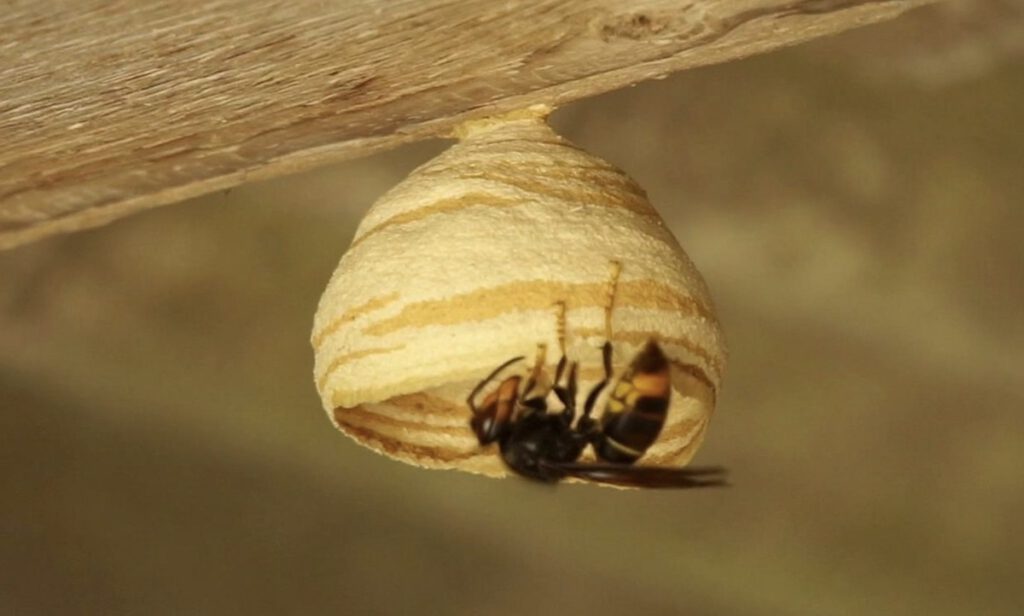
[2,3,1023,614]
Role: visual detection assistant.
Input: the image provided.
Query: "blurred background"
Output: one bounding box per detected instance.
[2,2,1023,614]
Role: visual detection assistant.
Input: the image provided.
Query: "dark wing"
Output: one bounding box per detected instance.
[544,462,728,489]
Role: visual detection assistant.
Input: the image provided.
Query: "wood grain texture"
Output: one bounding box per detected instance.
[0,0,935,250]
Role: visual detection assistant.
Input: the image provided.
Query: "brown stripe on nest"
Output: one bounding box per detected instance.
[312,292,400,348]
[381,392,472,425]
[360,279,716,337]
[339,401,470,436]
[427,168,654,219]
[348,193,517,250]
[315,344,403,390]
[333,407,484,465]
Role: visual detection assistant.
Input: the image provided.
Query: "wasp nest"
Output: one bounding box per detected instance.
[311,106,725,478]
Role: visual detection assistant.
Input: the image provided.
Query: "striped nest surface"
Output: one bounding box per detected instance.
[311,109,726,479]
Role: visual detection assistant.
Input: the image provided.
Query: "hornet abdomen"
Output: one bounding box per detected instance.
[597,341,672,464]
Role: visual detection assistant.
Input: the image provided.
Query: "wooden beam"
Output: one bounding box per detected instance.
[0,0,934,250]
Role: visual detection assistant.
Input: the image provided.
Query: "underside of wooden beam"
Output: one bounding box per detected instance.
[0,0,936,250]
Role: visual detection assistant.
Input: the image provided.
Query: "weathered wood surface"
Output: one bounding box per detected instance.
[0,0,935,250]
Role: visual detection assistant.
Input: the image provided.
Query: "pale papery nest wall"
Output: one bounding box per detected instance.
[311,108,726,479]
